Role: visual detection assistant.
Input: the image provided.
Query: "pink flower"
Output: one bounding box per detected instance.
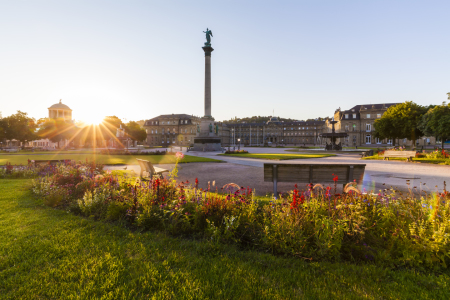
[175,152,184,160]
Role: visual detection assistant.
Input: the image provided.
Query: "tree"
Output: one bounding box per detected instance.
[126,121,147,143]
[37,118,76,146]
[419,102,450,149]
[101,116,124,141]
[374,101,428,148]
[373,116,401,146]
[0,118,7,143]
[4,111,38,147]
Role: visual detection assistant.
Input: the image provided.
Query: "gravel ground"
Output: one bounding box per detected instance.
[105,146,450,196]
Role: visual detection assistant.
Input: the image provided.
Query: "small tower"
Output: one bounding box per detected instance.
[48,99,72,121]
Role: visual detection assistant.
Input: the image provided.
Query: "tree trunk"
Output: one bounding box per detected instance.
[442,138,445,150]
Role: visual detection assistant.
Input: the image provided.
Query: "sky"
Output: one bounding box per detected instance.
[0,0,449,123]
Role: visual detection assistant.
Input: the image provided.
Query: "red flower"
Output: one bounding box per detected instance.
[332,173,338,182]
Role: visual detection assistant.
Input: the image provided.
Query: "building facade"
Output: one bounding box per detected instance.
[333,103,437,147]
[144,114,327,147]
[227,116,327,146]
[143,114,230,147]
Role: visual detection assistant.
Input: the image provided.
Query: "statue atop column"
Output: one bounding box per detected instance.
[203,28,213,46]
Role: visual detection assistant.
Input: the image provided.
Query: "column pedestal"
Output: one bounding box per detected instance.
[193,116,222,151]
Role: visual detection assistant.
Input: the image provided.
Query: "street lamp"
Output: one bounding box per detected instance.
[237,138,241,151]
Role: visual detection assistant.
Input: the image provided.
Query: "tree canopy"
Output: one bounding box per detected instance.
[4,111,38,145]
[373,101,428,147]
[126,121,147,143]
[419,102,450,148]
[37,118,76,144]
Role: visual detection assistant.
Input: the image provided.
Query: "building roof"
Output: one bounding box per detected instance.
[342,103,399,114]
[146,114,196,121]
[227,120,325,128]
[48,100,72,110]
[266,116,281,125]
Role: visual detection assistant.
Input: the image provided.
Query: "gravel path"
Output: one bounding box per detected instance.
[104,147,450,195]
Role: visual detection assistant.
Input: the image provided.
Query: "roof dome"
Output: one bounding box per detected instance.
[49,100,72,110]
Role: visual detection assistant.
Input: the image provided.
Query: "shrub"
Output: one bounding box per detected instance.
[31,164,450,270]
[426,149,449,159]
[224,150,248,154]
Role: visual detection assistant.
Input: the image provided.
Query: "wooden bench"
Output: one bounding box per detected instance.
[264,163,366,198]
[33,159,63,167]
[136,158,169,180]
[383,150,416,162]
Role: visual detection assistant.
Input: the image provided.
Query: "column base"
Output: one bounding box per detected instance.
[193,137,222,151]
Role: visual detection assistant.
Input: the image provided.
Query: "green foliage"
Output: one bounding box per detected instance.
[2,180,450,299]
[0,153,220,165]
[31,164,450,270]
[219,153,335,160]
[374,101,428,145]
[36,118,76,143]
[0,118,7,141]
[419,102,450,148]
[3,111,38,144]
[125,121,147,142]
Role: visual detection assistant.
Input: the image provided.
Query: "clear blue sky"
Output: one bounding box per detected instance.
[1,0,449,123]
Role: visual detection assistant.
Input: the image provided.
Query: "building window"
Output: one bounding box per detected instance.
[366,124,371,132]
[365,135,371,144]
[376,137,381,144]
[151,130,154,134]
[162,121,164,125]
[388,139,393,144]
[345,114,348,119]
[377,114,381,118]
[367,114,371,118]
[353,114,356,118]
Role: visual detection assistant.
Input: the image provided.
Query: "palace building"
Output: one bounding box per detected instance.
[332,103,437,147]
[143,114,230,147]
[143,114,327,147]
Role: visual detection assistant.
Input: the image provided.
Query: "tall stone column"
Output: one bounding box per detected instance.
[202,46,214,118]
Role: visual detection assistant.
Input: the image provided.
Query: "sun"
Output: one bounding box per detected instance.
[79,114,105,126]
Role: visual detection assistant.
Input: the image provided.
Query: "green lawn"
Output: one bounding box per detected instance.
[218,153,335,160]
[363,154,450,165]
[1,179,449,299]
[0,154,220,165]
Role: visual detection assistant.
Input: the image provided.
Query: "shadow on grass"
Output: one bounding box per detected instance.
[0,180,449,299]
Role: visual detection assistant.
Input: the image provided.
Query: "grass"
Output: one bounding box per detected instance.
[218,153,335,160]
[0,154,220,165]
[1,179,449,299]
[363,154,450,165]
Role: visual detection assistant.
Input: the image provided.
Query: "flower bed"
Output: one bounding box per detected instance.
[0,160,89,179]
[224,150,248,154]
[30,161,450,270]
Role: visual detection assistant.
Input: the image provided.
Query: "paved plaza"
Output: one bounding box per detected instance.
[106,147,450,195]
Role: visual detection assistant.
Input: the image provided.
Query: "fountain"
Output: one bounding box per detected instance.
[320,118,348,151]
